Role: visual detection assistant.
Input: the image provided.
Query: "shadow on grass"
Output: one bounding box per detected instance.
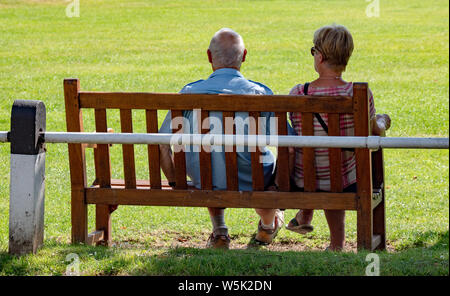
[0,231,447,276]
[133,230,448,276]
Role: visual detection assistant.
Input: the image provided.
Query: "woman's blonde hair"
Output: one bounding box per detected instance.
[313,24,354,72]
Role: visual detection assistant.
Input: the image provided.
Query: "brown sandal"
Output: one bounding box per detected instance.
[285,217,314,234]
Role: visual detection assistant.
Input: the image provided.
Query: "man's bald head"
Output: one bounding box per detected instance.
[208,28,246,70]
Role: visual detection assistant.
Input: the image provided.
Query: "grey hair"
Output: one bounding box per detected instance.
[208,28,245,69]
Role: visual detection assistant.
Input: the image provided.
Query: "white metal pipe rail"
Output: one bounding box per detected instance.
[0,131,449,149]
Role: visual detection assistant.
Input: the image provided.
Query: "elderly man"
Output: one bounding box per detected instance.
[158,28,284,249]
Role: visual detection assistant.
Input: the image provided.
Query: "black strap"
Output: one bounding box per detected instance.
[303,82,310,95]
[303,82,354,152]
[304,83,329,133]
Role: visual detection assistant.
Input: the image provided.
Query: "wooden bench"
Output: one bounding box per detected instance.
[63,78,386,251]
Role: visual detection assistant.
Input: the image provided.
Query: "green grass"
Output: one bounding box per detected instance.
[0,0,448,276]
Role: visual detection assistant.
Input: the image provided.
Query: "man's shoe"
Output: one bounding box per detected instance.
[254,210,284,245]
[206,233,231,249]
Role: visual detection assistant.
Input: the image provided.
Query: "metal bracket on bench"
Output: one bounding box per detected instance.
[372,185,383,210]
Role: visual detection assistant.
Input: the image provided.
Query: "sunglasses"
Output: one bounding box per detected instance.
[311,46,327,60]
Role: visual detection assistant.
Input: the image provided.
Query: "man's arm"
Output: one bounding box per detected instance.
[371,114,391,136]
[158,111,177,185]
[159,144,176,184]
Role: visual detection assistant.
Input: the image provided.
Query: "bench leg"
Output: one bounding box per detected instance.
[71,189,88,244]
[373,198,386,250]
[372,149,386,250]
[357,201,373,250]
[95,205,111,246]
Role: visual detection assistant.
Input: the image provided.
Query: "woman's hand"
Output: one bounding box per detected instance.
[376,114,391,130]
[371,114,391,136]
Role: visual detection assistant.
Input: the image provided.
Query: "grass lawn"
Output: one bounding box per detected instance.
[0,0,448,276]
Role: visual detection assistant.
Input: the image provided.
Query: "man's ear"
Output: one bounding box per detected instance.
[242,49,247,63]
[207,49,213,64]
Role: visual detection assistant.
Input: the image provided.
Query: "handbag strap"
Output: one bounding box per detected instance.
[303,82,354,152]
[304,83,329,134]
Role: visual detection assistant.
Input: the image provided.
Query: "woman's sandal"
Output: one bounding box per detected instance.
[285,217,314,234]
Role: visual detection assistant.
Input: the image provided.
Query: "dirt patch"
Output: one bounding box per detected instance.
[110,231,396,253]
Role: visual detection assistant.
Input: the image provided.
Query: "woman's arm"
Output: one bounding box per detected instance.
[371,114,391,136]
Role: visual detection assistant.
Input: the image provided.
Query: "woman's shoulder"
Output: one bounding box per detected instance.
[310,81,353,95]
[288,81,372,96]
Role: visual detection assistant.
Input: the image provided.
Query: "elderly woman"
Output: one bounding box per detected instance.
[286,24,391,251]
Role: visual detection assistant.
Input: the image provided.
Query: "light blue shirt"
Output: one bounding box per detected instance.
[159,68,278,191]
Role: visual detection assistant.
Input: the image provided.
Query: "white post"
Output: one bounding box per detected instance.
[9,100,46,255]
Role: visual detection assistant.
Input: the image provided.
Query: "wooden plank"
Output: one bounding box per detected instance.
[223,111,238,191]
[64,78,88,244]
[249,111,264,191]
[328,113,343,192]
[171,110,187,189]
[275,112,290,191]
[93,109,112,246]
[91,179,197,190]
[302,113,316,192]
[85,188,358,210]
[199,110,212,190]
[94,109,111,187]
[353,82,373,250]
[145,110,161,189]
[86,230,104,246]
[371,234,382,251]
[79,92,353,113]
[83,143,97,149]
[120,109,136,189]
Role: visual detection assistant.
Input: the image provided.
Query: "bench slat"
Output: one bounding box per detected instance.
[94,109,111,187]
[85,188,358,210]
[276,112,290,191]
[199,110,213,190]
[223,111,239,191]
[302,113,316,192]
[92,178,195,189]
[79,92,353,113]
[120,109,136,189]
[146,109,161,189]
[171,110,187,189]
[328,113,343,192]
[93,109,112,244]
[249,112,265,191]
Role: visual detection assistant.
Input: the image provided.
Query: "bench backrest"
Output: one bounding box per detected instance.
[63,78,372,210]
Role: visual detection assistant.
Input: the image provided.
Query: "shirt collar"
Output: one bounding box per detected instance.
[208,68,244,79]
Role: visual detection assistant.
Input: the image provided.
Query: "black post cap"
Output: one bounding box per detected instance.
[10,100,46,155]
